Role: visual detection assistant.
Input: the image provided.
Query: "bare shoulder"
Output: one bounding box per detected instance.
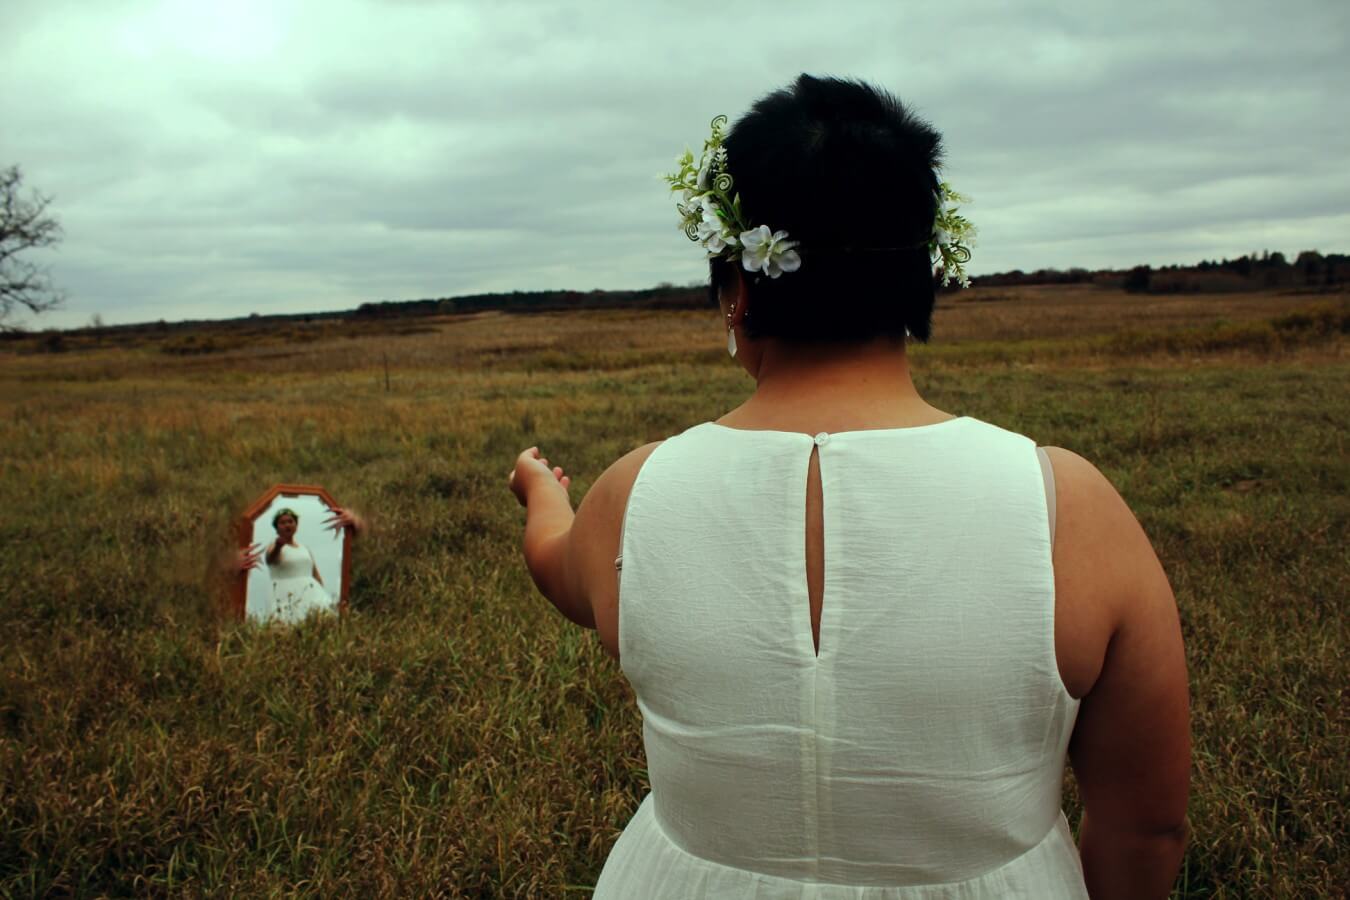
[572,440,665,660]
[1042,446,1168,623]
[1042,444,1183,652]
[1039,448,1114,697]
[1041,445,1125,513]
[1041,446,1190,839]
[577,440,666,527]
[593,440,665,499]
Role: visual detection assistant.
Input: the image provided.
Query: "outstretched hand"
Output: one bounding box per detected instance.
[235,543,263,574]
[509,446,571,508]
[323,506,364,536]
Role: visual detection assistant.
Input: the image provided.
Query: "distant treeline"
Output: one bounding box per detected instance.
[350,249,1348,320]
[0,284,716,346]
[974,249,1349,294]
[6,250,1346,343]
[352,283,710,319]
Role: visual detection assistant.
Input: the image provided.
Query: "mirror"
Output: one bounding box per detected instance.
[231,484,350,623]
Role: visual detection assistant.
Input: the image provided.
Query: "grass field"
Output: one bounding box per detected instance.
[1,285,1346,897]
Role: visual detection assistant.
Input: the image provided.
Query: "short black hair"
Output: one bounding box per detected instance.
[709,74,944,343]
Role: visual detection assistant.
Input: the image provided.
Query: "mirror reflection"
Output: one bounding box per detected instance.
[238,487,349,624]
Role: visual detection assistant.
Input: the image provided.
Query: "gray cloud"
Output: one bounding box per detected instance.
[1,0,1346,327]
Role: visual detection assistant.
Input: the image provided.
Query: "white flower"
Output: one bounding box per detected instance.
[740,224,801,278]
[696,201,737,254]
[676,191,704,231]
[672,122,971,285]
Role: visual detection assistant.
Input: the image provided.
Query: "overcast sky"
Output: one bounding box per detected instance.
[2,0,1347,328]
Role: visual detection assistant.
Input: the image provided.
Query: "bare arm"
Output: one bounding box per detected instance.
[1047,448,1192,899]
[509,447,587,627]
[509,442,660,658]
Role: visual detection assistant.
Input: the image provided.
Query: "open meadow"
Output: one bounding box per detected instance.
[1,285,1346,897]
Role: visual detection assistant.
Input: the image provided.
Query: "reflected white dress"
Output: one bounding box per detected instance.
[257,542,336,624]
[593,416,1088,898]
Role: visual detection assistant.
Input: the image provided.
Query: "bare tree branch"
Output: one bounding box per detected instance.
[0,165,65,327]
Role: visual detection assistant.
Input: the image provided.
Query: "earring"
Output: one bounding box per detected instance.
[727,305,738,358]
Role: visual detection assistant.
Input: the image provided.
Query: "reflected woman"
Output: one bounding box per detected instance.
[234,503,365,622]
[257,507,337,623]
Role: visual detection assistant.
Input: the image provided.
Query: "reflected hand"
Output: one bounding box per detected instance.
[236,543,263,574]
[323,506,363,536]
[509,446,571,508]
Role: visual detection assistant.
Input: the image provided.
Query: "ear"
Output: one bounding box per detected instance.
[726,265,751,328]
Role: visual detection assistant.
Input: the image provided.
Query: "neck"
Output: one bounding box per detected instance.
[732,336,944,430]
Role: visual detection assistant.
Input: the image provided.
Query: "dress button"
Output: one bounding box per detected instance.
[814,432,830,446]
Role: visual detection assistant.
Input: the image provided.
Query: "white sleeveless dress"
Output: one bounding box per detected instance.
[255,543,336,624]
[593,416,1088,898]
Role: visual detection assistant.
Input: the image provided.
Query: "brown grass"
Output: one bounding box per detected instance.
[0,285,1346,897]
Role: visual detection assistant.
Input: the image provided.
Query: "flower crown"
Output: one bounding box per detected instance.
[665,115,976,288]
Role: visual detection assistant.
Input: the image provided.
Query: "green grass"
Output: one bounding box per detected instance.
[0,291,1346,896]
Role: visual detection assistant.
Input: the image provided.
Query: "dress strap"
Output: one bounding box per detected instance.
[1036,446,1056,546]
[615,485,632,571]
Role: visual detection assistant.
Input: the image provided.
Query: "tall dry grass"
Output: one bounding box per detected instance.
[0,287,1346,896]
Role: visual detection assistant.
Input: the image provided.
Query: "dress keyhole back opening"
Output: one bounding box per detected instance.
[805,443,824,657]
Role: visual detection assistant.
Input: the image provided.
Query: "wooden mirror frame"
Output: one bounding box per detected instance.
[229,483,352,621]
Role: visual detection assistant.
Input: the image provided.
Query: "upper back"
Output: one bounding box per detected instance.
[615,416,1080,884]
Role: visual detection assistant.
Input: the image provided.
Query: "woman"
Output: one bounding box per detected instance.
[245,507,337,623]
[235,505,365,577]
[510,75,1190,899]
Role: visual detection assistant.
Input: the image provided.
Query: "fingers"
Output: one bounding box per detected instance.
[511,446,571,497]
[322,510,355,535]
[237,548,261,572]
